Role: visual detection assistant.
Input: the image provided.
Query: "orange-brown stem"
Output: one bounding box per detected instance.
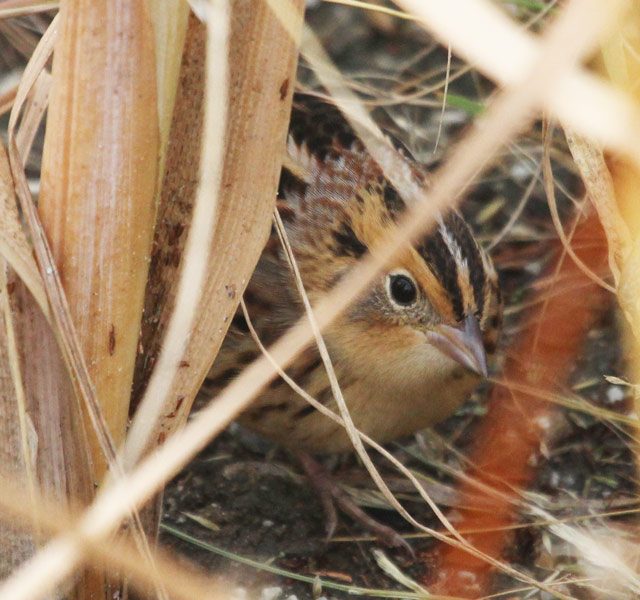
[426,210,610,597]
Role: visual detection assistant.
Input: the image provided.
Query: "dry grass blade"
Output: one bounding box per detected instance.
[6,9,131,544]
[0,83,17,116]
[529,505,640,597]
[325,0,416,21]
[50,0,199,592]
[300,27,426,207]
[596,9,640,494]
[148,0,189,155]
[433,43,452,155]
[486,157,541,251]
[2,13,105,596]
[0,0,57,18]
[0,267,37,522]
[0,307,37,577]
[543,124,616,293]
[492,378,638,428]
[0,143,39,573]
[6,13,55,137]
[373,550,430,596]
[14,69,49,162]
[130,12,208,412]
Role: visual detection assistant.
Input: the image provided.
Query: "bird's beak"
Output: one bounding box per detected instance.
[427,314,488,377]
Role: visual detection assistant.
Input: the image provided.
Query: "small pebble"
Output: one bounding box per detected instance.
[606,386,625,403]
[259,587,282,600]
[510,161,533,182]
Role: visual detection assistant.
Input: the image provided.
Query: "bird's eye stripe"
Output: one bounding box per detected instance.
[420,213,489,321]
[452,221,487,317]
[419,228,464,320]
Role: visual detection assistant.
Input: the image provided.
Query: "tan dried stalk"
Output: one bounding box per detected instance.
[2,40,104,591]
[0,144,46,318]
[4,199,103,599]
[0,84,17,117]
[5,13,173,599]
[126,0,304,464]
[543,125,616,294]
[148,0,190,157]
[0,293,36,579]
[1,2,187,597]
[39,0,160,479]
[14,70,50,161]
[565,130,631,283]
[130,13,208,411]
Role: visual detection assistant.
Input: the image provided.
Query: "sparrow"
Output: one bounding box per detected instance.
[208,93,501,449]
[205,93,502,546]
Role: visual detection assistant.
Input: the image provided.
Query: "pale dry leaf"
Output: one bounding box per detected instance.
[565,128,632,285]
[542,125,616,293]
[148,0,190,152]
[126,0,302,466]
[0,263,39,535]
[7,10,123,486]
[372,549,429,596]
[0,81,18,116]
[14,69,50,163]
[124,0,230,467]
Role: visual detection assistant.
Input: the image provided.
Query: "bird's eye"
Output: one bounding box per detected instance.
[388,273,418,306]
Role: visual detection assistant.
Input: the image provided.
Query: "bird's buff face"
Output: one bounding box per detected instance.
[328,206,501,392]
[332,261,493,401]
